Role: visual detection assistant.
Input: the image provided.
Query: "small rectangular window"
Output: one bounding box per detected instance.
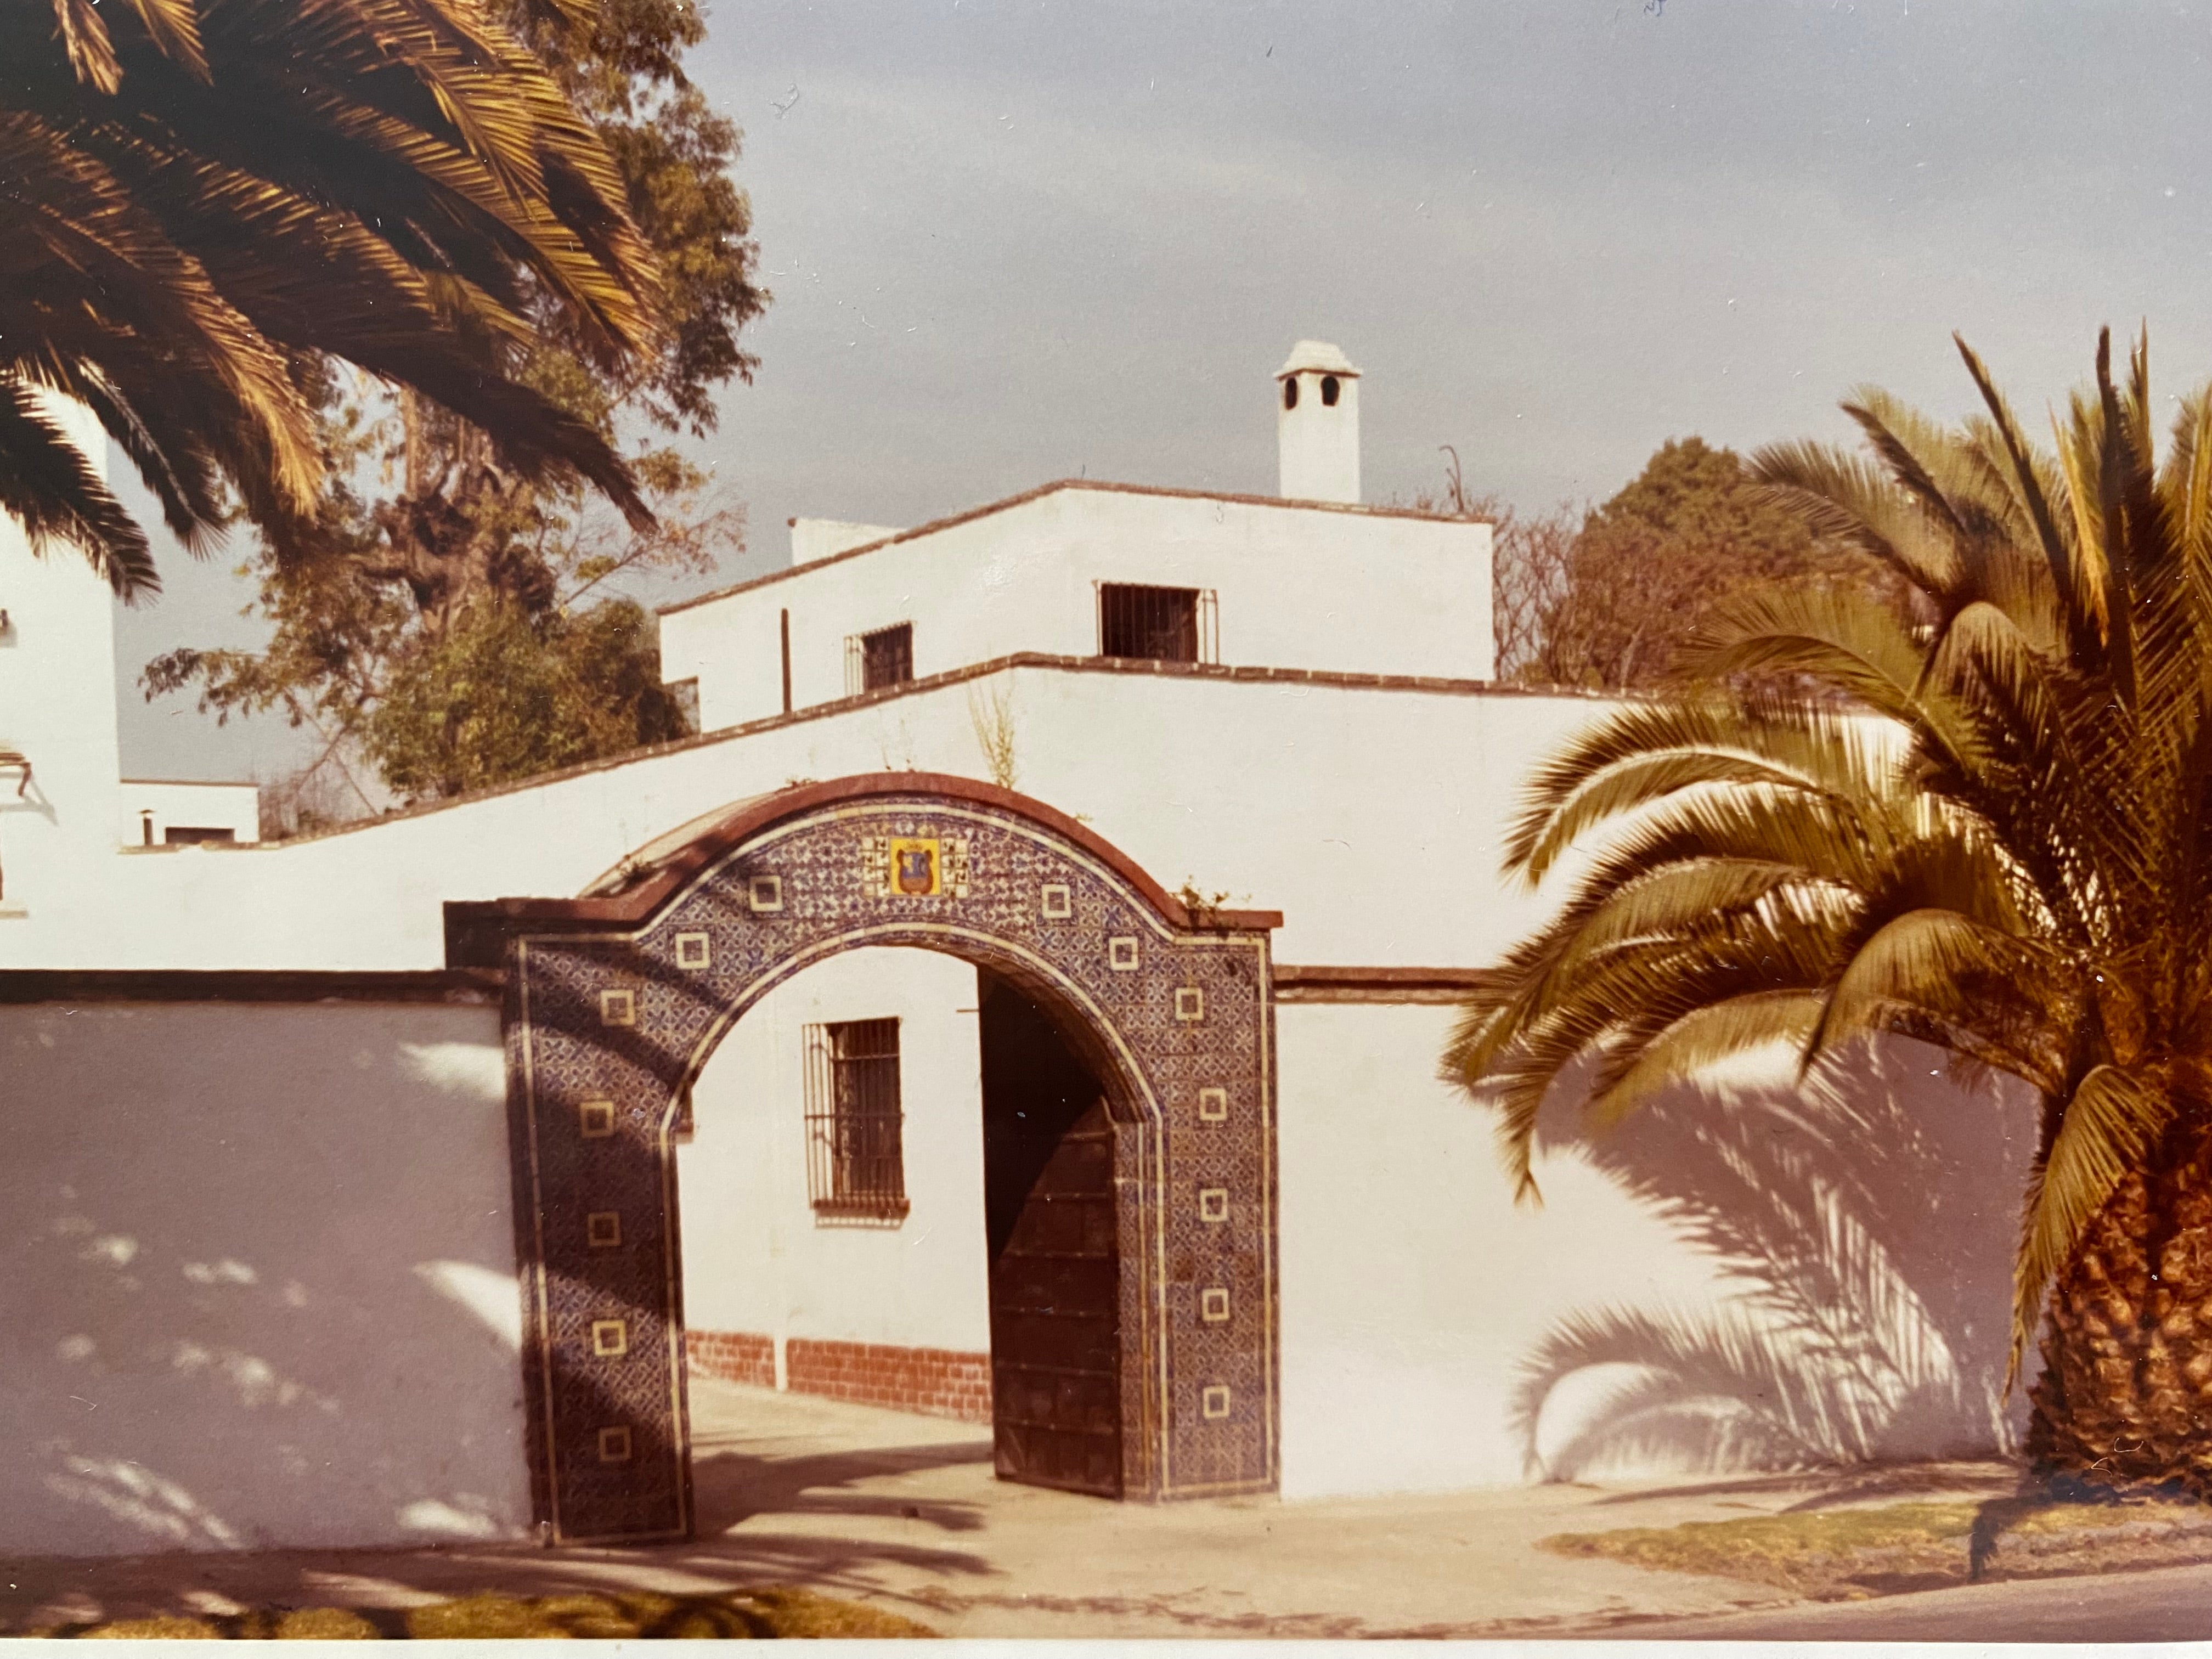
[163,826,236,845]
[845,623,913,695]
[804,1018,909,1220]
[1097,583,1218,663]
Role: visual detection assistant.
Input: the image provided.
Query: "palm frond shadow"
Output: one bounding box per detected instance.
[1518,1040,2033,1482]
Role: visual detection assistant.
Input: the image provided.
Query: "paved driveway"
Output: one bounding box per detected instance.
[2,1379,1988,1639]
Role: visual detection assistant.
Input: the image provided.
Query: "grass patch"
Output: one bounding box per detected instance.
[1542,1495,2212,1601]
[31,1587,934,1640]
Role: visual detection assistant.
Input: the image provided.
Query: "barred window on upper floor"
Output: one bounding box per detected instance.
[846,623,913,695]
[1096,582,1218,664]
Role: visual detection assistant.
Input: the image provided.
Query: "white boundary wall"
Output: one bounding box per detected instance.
[1,664,2039,1520]
[0,668,1602,972]
[0,1000,531,1556]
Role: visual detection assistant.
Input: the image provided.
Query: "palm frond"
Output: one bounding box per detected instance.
[0,0,667,582]
[0,381,158,596]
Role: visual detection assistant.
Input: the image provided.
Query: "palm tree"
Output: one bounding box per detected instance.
[1,0,661,596]
[1447,328,2212,1496]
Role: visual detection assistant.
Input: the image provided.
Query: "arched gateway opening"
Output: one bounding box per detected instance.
[447,774,1282,1544]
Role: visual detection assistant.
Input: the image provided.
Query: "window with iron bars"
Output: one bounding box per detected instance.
[844,622,914,696]
[804,1018,909,1220]
[1095,582,1218,664]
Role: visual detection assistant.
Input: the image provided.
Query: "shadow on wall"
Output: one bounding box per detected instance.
[0,1003,532,1556]
[1518,1037,2036,1482]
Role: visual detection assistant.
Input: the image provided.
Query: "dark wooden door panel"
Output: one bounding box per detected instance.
[991,1311,1119,1374]
[990,1252,1118,1312]
[979,974,1123,1498]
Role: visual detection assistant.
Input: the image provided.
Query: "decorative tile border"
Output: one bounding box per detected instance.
[494,779,1280,1542]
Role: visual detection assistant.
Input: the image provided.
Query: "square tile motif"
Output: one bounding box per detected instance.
[591,1318,629,1358]
[599,989,636,1028]
[579,1100,617,1139]
[748,873,784,913]
[1109,936,1140,971]
[1198,1087,1229,1122]
[674,932,711,969]
[1198,1187,1230,1223]
[1040,882,1073,919]
[1202,1385,1233,1420]
[596,1425,633,1464]
[1201,1286,1231,1322]
[586,1211,622,1248]
[1175,986,1205,1022]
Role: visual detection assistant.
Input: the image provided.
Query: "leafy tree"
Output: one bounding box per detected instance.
[1412,440,1898,690]
[1400,447,1578,685]
[1445,328,2212,1497]
[144,0,765,807]
[1535,437,1900,689]
[365,599,687,799]
[1,0,661,595]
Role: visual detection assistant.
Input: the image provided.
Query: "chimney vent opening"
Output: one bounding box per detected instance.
[1274,338,1361,504]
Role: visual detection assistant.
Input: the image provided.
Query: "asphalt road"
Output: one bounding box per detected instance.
[1643,1560,2212,1643]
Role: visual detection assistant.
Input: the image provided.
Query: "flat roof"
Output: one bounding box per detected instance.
[658,477,1490,618]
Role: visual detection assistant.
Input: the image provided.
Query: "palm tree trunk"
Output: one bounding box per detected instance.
[2029,1134,2212,1494]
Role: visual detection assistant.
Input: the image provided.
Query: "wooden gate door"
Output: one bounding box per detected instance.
[979,974,1124,1497]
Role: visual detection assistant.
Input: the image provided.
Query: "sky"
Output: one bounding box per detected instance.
[112,0,2212,782]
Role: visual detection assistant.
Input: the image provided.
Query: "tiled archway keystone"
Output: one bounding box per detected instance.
[447,774,1281,1544]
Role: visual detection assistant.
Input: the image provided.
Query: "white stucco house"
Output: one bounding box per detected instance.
[0,346,2027,1557]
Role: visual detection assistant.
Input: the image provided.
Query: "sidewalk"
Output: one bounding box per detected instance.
[0,1379,2006,1639]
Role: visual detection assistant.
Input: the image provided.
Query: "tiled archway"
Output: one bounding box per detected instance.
[448,775,1281,1544]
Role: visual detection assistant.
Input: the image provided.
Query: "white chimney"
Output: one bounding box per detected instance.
[1276,339,1361,504]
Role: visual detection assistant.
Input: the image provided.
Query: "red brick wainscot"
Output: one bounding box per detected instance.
[788,1338,992,1424]
[686,1331,991,1424]
[685,1329,775,1389]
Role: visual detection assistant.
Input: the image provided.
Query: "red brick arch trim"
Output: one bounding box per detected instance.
[473,775,1282,1544]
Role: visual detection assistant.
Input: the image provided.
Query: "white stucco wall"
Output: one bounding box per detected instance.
[119,780,262,847]
[790,518,901,566]
[1275,1003,2037,1500]
[0,1001,532,1556]
[0,398,122,924]
[1,667,1606,973]
[659,484,1493,730]
[1274,1002,1740,1498]
[0,673,2040,1517]
[678,947,991,1354]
